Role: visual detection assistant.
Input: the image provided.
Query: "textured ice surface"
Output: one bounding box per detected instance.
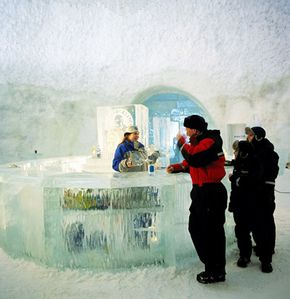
[0,156,235,270]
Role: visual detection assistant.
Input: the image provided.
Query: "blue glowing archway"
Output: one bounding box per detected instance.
[135,88,211,164]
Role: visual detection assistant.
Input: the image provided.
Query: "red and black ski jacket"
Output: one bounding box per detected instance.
[170,130,226,186]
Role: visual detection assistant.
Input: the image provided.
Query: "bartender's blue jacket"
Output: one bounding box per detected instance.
[112,140,145,172]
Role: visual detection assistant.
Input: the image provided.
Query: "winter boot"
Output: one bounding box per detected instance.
[237,256,251,268]
[196,271,225,284]
[261,262,273,273]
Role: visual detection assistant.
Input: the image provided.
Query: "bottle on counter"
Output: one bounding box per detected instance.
[148,163,155,176]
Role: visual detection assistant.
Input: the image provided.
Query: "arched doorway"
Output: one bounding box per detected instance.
[141,92,210,165]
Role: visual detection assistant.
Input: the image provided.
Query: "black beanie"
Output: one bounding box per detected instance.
[183,115,208,132]
[251,126,266,140]
[238,140,254,154]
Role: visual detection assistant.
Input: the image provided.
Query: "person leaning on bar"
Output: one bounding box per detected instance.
[166,115,227,284]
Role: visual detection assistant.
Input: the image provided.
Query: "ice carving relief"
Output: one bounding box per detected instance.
[96,104,149,162]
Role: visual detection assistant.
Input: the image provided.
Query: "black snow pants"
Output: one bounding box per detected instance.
[231,187,256,259]
[252,184,276,264]
[188,182,227,274]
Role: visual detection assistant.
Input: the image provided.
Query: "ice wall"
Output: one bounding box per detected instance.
[0,0,290,164]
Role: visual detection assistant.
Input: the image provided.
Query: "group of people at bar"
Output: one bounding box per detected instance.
[112,114,279,284]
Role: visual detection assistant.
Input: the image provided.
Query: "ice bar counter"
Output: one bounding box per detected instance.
[0,156,234,270]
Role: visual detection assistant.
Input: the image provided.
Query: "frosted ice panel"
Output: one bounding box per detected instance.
[43,186,172,269]
[96,104,149,162]
[172,176,195,259]
[0,179,45,261]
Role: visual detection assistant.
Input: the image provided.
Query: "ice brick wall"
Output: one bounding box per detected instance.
[0,0,290,163]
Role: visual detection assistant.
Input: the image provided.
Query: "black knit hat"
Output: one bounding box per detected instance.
[251,126,266,140]
[238,140,254,154]
[183,115,208,132]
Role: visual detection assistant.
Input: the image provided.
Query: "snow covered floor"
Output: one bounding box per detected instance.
[1,170,290,299]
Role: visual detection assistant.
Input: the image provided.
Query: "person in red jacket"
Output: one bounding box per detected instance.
[167,115,227,284]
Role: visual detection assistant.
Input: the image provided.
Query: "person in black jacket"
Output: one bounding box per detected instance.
[229,140,261,268]
[245,126,279,273]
